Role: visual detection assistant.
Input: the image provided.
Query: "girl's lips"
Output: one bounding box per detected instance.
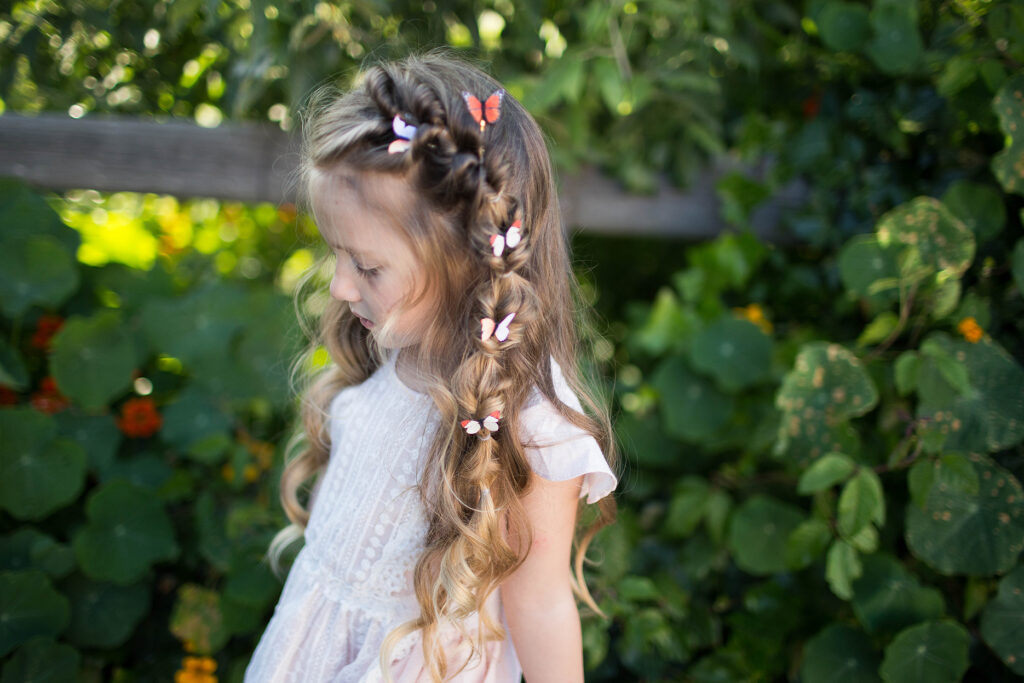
[357,315,374,329]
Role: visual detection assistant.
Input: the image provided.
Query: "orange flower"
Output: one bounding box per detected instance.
[277,202,297,223]
[957,316,983,343]
[221,463,235,483]
[31,314,64,350]
[175,655,217,683]
[117,397,162,437]
[733,303,773,334]
[30,376,70,414]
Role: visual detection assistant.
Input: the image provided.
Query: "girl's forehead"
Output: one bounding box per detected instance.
[312,168,415,249]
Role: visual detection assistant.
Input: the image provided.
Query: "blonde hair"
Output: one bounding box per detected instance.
[266,51,618,681]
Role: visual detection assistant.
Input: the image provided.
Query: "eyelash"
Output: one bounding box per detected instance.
[353,260,379,279]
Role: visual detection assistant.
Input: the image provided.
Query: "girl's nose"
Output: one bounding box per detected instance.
[330,269,361,303]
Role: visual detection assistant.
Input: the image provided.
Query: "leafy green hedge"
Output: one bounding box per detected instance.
[0,180,302,681]
[3,0,1024,681]
[578,2,1024,680]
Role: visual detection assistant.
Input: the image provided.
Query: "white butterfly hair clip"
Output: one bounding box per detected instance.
[480,312,515,342]
[388,114,417,154]
[461,410,500,435]
[489,219,523,257]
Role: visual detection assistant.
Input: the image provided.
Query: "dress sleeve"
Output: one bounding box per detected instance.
[518,357,618,504]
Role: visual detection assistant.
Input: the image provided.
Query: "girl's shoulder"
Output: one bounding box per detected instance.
[517,357,617,503]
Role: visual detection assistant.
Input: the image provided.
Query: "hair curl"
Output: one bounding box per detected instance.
[267,51,619,682]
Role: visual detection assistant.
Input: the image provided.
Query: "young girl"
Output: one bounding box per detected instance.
[245,52,619,683]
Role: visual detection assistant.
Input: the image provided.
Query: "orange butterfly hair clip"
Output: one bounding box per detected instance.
[462,89,505,133]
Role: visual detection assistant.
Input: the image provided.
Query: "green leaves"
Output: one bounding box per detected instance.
[0,570,70,657]
[838,469,885,538]
[727,495,804,575]
[690,317,772,391]
[0,180,81,318]
[652,355,733,442]
[991,74,1024,195]
[50,311,140,411]
[905,453,1024,576]
[980,567,1024,675]
[0,409,86,521]
[852,554,945,635]
[875,198,975,285]
[879,620,969,683]
[800,623,881,683]
[72,481,179,584]
[798,452,856,494]
[865,1,923,75]
[775,342,878,464]
[817,2,871,53]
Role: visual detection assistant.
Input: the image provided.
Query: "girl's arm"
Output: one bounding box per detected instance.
[500,471,585,683]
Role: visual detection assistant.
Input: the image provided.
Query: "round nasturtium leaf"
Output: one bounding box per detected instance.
[879,620,969,683]
[0,636,81,683]
[865,4,923,75]
[775,342,878,464]
[727,495,804,575]
[980,566,1024,675]
[817,1,871,53]
[851,554,945,636]
[942,180,1006,242]
[905,453,1024,576]
[875,197,975,283]
[55,412,121,476]
[0,528,75,579]
[916,333,1024,453]
[72,480,179,585]
[62,572,149,649]
[0,409,87,521]
[0,235,79,319]
[991,74,1024,196]
[690,317,772,392]
[838,234,900,306]
[652,355,734,442]
[139,282,249,365]
[50,310,139,411]
[800,622,881,683]
[0,179,79,250]
[160,387,233,454]
[169,584,230,655]
[0,570,71,658]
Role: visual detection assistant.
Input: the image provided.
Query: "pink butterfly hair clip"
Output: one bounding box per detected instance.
[388,114,417,154]
[489,219,523,257]
[461,410,500,435]
[480,312,515,342]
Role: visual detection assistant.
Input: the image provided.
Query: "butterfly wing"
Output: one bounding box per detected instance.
[489,234,505,257]
[482,410,501,432]
[495,312,515,342]
[461,419,481,435]
[505,220,522,248]
[483,90,504,124]
[480,317,496,342]
[462,92,483,125]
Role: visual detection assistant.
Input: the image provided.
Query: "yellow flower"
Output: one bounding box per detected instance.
[733,303,773,334]
[243,464,260,483]
[221,463,235,482]
[957,316,983,343]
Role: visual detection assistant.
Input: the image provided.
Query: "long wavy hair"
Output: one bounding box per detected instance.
[265,51,619,682]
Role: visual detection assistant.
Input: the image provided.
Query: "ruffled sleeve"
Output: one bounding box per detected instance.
[518,357,618,504]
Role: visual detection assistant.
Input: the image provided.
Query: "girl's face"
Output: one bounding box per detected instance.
[314,171,437,349]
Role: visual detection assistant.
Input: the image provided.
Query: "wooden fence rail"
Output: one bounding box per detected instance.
[0,113,805,239]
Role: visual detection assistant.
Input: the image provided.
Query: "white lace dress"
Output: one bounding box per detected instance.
[244,352,618,682]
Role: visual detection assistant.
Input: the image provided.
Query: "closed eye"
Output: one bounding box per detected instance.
[353,259,380,279]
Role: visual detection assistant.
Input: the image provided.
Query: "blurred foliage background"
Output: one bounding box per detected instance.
[2,0,1024,681]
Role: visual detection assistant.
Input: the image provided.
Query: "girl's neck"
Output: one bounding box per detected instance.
[393,348,430,395]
